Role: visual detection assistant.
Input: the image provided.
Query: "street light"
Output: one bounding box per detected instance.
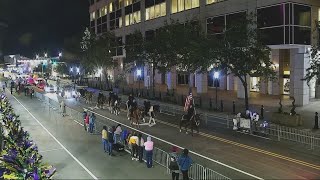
[213,71,220,110]
[44,53,48,58]
[36,54,39,59]
[137,69,142,97]
[76,67,80,74]
[98,68,102,89]
[58,52,62,57]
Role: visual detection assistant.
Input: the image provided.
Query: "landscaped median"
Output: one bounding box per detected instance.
[0,93,56,179]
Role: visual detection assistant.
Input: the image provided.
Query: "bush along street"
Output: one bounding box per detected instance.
[0,93,56,179]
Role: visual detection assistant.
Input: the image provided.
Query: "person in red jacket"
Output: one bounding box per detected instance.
[85,114,90,132]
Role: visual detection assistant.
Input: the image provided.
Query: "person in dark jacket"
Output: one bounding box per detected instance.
[169,146,180,180]
[107,127,114,156]
[178,149,193,180]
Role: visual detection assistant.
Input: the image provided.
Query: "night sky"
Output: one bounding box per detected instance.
[0,0,89,58]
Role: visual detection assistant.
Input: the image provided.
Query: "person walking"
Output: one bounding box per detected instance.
[60,100,66,117]
[169,146,180,180]
[107,127,114,156]
[114,124,122,143]
[144,136,154,168]
[89,113,96,134]
[85,114,90,132]
[82,110,87,131]
[101,126,108,153]
[129,132,138,161]
[178,149,193,180]
[2,83,5,92]
[137,133,145,163]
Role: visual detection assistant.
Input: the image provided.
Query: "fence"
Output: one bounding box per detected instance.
[34,92,231,180]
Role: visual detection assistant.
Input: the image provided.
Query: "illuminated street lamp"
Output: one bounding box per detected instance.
[36,54,39,59]
[213,71,220,110]
[59,52,62,57]
[76,67,80,74]
[137,69,142,97]
[44,53,48,58]
[98,68,103,89]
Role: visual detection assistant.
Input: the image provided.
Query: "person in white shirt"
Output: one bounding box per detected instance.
[144,136,154,168]
[114,124,122,143]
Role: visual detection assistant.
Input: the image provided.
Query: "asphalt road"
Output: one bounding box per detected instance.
[7,92,169,179]
[50,94,320,180]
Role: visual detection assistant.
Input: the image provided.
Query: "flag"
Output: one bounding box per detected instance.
[184,94,193,112]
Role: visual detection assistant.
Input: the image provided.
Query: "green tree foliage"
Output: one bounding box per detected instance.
[304,21,320,86]
[213,14,276,110]
[125,20,208,95]
[81,28,116,88]
[55,63,68,75]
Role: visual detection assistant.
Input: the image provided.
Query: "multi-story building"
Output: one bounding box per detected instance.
[89,0,320,106]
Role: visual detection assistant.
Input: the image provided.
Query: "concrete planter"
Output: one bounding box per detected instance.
[271,112,303,127]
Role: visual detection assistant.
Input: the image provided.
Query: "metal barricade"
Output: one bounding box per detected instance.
[205,168,231,180]
[152,147,169,168]
[189,163,205,180]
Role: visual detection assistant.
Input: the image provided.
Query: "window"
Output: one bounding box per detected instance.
[177,74,189,85]
[99,6,107,17]
[293,4,311,26]
[257,4,284,28]
[125,0,139,6]
[145,30,155,41]
[207,16,225,34]
[294,27,311,45]
[259,27,284,45]
[109,1,123,30]
[125,1,141,26]
[111,37,123,56]
[206,0,223,5]
[171,0,199,14]
[257,3,311,45]
[90,12,96,21]
[145,0,166,21]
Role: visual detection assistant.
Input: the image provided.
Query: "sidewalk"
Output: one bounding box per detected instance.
[51,92,320,179]
[8,92,169,179]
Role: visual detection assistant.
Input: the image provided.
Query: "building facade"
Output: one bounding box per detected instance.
[88,0,320,106]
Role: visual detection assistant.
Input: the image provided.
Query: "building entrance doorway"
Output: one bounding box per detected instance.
[250,77,260,92]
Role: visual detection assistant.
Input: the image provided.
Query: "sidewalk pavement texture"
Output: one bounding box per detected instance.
[6,91,169,179]
[46,90,320,179]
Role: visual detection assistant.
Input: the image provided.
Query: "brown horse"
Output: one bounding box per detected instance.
[129,107,142,128]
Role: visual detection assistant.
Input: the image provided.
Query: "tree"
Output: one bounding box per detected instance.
[207,13,276,110]
[55,63,68,75]
[81,28,116,89]
[304,20,320,98]
[125,21,206,96]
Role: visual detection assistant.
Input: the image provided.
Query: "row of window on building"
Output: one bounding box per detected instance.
[91,2,313,46]
[90,0,225,25]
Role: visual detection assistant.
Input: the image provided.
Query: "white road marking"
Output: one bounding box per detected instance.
[11,95,98,180]
[39,148,63,153]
